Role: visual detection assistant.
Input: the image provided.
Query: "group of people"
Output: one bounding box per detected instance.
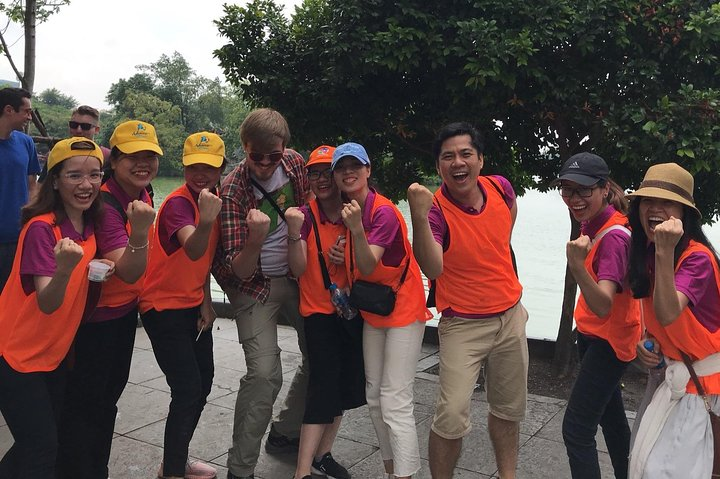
[0,84,717,479]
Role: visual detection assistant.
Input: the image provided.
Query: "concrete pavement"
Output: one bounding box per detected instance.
[0,317,630,478]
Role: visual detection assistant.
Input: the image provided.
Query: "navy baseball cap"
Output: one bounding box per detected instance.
[555,152,609,186]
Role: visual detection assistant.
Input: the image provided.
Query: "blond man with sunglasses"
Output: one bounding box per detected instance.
[212,108,311,479]
[68,105,110,160]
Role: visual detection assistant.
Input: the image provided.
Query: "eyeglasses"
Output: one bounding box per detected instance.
[333,161,365,173]
[307,168,333,181]
[559,186,597,198]
[248,151,283,163]
[68,121,96,131]
[62,171,104,184]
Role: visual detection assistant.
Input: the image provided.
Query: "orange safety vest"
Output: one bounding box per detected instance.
[574,211,640,361]
[643,240,720,394]
[434,176,522,315]
[298,200,349,317]
[0,213,96,372]
[139,185,219,313]
[96,183,154,309]
[345,193,430,328]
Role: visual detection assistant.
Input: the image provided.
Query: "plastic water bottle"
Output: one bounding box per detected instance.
[329,283,357,320]
[644,340,666,369]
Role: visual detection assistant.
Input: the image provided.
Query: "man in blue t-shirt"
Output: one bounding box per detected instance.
[0,87,40,291]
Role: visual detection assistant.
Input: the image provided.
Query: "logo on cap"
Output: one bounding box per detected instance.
[133,123,148,137]
[196,135,210,150]
[569,161,580,169]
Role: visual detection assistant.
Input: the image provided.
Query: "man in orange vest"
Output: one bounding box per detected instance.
[408,122,529,479]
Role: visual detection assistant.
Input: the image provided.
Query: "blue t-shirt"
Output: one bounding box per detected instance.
[0,131,40,242]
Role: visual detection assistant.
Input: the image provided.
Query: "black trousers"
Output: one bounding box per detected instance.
[57,309,138,479]
[0,356,66,479]
[141,306,214,477]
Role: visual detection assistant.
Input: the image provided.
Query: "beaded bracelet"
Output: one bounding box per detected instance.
[287,234,301,243]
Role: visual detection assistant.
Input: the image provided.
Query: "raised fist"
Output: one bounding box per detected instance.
[198,188,222,225]
[407,183,435,218]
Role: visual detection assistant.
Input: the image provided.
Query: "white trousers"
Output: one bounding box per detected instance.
[363,320,425,477]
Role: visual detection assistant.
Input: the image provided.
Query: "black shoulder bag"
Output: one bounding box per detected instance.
[348,233,410,316]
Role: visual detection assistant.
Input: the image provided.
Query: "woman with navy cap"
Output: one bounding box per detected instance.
[331,142,430,479]
[556,152,640,479]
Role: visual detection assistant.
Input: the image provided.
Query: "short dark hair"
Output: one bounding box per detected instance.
[0,87,31,116]
[72,105,100,121]
[432,122,484,162]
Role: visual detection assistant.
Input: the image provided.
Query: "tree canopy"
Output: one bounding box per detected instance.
[104,52,250,176]
[215,0,720,209]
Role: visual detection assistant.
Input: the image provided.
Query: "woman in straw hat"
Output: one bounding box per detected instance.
[627,162,720,478]
[0,138,109,478]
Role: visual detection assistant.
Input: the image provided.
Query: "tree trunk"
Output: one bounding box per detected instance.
[22,0,37,93]
[551,209,581,377]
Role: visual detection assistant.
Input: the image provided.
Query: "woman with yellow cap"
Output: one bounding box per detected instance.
[627,163,720,478]
[139,132,225,479]
[0,138,108,478]
[57,120,160,479]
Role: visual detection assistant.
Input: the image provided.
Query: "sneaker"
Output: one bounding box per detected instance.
[311,452,350,479]
[265,424,300,454]
[158,460,217,479]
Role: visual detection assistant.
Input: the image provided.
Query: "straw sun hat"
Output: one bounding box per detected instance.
[626,162,700,217]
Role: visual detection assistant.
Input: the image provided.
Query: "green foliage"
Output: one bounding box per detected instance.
[105,52,251,176]
[0,1,69,24]
[215,0,720,216]
[37,87,76,109]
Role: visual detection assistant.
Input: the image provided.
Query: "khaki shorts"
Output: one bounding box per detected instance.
[431,301,529,439]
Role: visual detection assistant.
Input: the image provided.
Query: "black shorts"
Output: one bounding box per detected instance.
[302,312,366,424]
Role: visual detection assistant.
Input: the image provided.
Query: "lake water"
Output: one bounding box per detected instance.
[153,178,720,341]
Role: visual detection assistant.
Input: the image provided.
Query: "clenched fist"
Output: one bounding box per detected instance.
[126,200,156,233]
[653,216,683,251]
[198,188,222,225]
[341,200,363,235]
[407,183,435,219]
[54,237,84,274]
[247,208,271,245]
[284,206,305,236]
[566,235,592,269]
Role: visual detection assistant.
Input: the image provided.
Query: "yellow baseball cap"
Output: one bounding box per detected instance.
[182,132,225,167]
[109,120,163,155]
[47,137,104,171]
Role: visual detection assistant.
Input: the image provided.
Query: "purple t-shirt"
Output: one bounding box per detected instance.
[299,204,343,240]
[19,215,100,321]
[358,190,404,267]
[675,251,720,332]
[428,175,515,248]
[90,177,153,322]
[581,205,630,291]
[158,186,198,256]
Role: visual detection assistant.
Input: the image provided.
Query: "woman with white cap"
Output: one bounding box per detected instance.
[627,163,720,478]
[331,142,430,479]
[556,152,640,479]
[0,138,108,478]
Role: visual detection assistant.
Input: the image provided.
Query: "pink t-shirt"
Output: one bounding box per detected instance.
[158,186,198,256]
[675,251,720,332]
[581,205,630,291]
[20,215,100,321]
[356,189,403,267]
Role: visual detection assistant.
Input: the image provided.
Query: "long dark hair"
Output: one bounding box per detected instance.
[22,161,104,227]
[600,179,628,215]
[627,200,719,298]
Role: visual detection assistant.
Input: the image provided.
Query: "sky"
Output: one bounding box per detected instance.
[0,0,299,110]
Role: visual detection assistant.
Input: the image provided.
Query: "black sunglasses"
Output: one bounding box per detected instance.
[248,151,283,163]
[68,121,95,131]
